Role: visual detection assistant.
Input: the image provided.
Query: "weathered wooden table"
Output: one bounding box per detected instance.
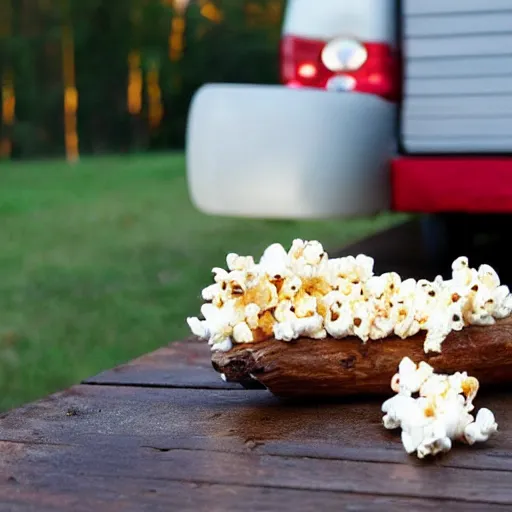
[1,221,512,511]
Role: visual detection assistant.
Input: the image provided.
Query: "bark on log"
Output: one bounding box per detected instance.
[211,316,512,398]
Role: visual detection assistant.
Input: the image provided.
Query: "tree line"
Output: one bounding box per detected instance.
[0,0,284,160]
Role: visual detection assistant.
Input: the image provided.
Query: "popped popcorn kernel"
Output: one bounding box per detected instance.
[233,322,253,343]
[187,242,512,353]
[382,357,498,458]
[252,310,276,342]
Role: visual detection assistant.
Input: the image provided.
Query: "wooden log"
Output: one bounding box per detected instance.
[211,316,512,398]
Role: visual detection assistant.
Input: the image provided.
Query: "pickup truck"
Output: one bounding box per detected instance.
[186,0,512,257]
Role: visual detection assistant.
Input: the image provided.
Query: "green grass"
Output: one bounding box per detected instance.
[0,153,407,411]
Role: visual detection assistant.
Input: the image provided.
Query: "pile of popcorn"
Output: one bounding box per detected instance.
[382,357,498,458]
[187,239,512,353]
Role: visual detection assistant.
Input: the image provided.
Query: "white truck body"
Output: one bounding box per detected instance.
[186,0,512,219]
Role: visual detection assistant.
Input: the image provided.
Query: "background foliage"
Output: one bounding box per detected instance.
[0,0,284,159]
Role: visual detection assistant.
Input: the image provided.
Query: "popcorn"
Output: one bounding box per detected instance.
[187,241,512,353]
[394,300,420,340]
[423,303,464,353]
[451,256,475,287]
[465,408,499,445]
[233,322,253,343]
[226,253,255,272]
[491,285,512,318]
[390,357,434,396]
[478,264,501,290]
[382,357,498,458]
[244,304,260,330]
[273,300,325,341]
[259,243,290,279]
[351,301,372,342]
[323,292,352,338]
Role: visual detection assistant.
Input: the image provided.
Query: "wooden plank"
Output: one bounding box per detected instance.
[1,473,508,512]
[1,385,512,472]
[2,386,512,506]
[1,435,512,506]
[84,339,243,390]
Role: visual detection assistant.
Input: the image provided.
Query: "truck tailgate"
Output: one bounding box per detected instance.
[400,0,512,153]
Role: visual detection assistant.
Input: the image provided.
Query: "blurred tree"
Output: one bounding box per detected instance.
[62,0,79,162]
[0,0,285,159]
[0,0,14,159]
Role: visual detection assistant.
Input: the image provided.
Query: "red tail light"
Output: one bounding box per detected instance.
[280,35,400,102]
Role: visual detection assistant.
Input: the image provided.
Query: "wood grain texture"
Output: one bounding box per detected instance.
[1,385,512,507]
[3,440,512,505]
[5,475,504,512]
[84,339,243,390]
[212,316,512,398]
[1,385,512,470]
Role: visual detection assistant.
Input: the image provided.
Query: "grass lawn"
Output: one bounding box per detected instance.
[0,153,407,411]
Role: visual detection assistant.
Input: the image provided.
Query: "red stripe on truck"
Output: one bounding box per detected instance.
[391,157,512,213]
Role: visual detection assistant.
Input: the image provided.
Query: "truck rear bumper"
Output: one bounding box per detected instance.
[391,157,512,213]
[187,83,396,219]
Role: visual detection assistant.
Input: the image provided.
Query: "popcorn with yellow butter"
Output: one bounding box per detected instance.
[187,240,512,353]
[382,357,498,458]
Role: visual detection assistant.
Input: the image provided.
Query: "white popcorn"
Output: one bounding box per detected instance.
[370,313,395,340]
[233,322,253,343]
[323,292,352,338]
[423,303,464,353]
[187,316,210,340]
[382,357,498,458]
[279,276,302,301]
[260,243,290,279]
[364,275,388,300]
[465,286,496,327]
[390,357,434,396]
[212,338,233,352]
[326,254,374,289]
[245,304,260,330]
[226,253,255,272]
[302,240,326,266]
[394,299,420,339]
[202,283,220,302]
[478,264,501,290]
[273,300,295,325]
[452,256,477,287]
[273,322,295,342]
[351,301,372,342]
[368,306,392,339]
[294,292,317,319]
[492,285,512,318]
[273,300,325,341]
[355,254,375,280]
[187,241,512,353]
[464,408,498,444]
[400,277,417,295]
[288,239,329,279]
